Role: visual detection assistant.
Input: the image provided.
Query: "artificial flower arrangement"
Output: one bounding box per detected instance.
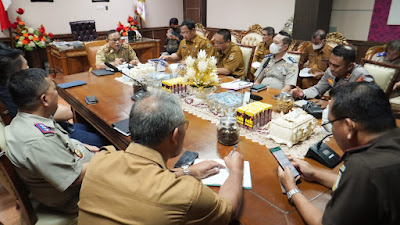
[12,8,53,51]
[184,50,220,89]
[116,11,140,36]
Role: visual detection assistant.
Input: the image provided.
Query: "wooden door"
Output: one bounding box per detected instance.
[183,0,207,26]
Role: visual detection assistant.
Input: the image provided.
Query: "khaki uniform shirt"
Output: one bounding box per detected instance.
[303,64,374,99]
[96,43,138,65]
[216,42,245,78]
[254,53,299,90]
[78,143,232,225]
[253,40,272,63]
[5,112,94,213]
[300,44,332,74]
[176,34,216,60]
[371,52,400,66]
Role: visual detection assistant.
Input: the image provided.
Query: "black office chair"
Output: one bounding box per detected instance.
[69,20,97,41]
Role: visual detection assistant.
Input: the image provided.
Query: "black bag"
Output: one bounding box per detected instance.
[302,101,323,118]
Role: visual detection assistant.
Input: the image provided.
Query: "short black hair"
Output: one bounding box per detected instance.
[330,82,396,133]
[8,68,50,111]
[106,29,119,39]
[263,27,275,36]
[181,20,195,30]
[312,29,327,40]
[169,18,179,26]
[386,39,400,52]
[278,30,292,46]
[331,45,356,65]
[217,29,231,42]
[0,42,24,85]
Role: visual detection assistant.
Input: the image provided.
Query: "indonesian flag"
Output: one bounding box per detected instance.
[135,0,146,22]
[0,0,12,31]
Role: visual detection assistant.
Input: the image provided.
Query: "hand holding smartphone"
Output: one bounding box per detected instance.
[270,147,300,178]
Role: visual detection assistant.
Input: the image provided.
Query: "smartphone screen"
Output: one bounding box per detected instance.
[270,147,300,178]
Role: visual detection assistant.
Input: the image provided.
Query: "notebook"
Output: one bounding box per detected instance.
[57,80,87,89]
[91,69,115,76]
[194,159,252,189]
[220,80,253,90]
[112,118,130,136]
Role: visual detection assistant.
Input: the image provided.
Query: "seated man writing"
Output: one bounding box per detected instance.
[214,29,245,78]
[78,90,244,224]
[96,29,139,69]
[279,82,400,225]
[291,45,374,108]
[254,31,298,92]
[5,68,99,213]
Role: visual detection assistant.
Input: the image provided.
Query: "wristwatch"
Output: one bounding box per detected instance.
[182,165,190,175]
[287,188,301,204]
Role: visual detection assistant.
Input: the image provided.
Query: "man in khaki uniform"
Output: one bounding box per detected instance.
[250,26,275,80]
[214,29,245,78]
[161,20,215,62]
[78,90,244,225]
[372,40,400,92]
[96,29,139,69]
[298,30,332,88]
[5,68,98,213]
[255,31,298,92]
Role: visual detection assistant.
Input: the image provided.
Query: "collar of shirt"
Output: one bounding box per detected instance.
[274,52,291,63]
[125,143,168,170]
[220,42,234,56]
[17,111,56,129]
[186,34,199,44]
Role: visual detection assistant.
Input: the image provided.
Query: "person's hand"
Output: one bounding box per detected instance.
[291,86,304,99]
[130,59,139,66]
[311,99,329,109]
[393,81,400,90]
[290,158,317,182]
[160,54,170,60]
[84,144,100,152]
[114,58,125,65]
[224,151,244,174]
[189,160,225,180]
[277,166,298,191]
[313,71,324,80]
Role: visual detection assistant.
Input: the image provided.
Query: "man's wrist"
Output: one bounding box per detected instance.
[287,188,302,204]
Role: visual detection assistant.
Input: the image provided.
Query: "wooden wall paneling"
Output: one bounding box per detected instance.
[292,0,333,41]
[184,0,206,26]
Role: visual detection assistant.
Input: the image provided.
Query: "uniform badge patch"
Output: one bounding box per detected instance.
[264,54,273,58]
[377,52,386,57]
[229,54,234,60]
[355,76,365,82]
[288,56,296,63]
[207,43,210,48]
[34,123,54,134]
[328,78,334,85]
[74,149,83,158]
[345,73,351,79]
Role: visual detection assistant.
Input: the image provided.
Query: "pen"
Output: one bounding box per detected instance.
[229,144,238,156]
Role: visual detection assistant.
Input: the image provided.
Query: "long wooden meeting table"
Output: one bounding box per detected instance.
[54,71,342,225]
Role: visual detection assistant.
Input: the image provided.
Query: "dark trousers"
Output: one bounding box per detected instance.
[69,123,111,147]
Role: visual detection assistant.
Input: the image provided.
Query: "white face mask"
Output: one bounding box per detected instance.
[312,43,324,50]
[269,43,282,54]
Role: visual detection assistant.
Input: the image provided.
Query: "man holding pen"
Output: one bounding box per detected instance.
[78,90,244,225]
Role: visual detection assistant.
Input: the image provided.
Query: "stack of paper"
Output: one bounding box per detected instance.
[221,80,253,90]
[194,159,252,189]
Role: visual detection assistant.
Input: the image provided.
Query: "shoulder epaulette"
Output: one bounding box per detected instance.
[264,54,273,58]
[34,123,54,135]
[288,56,296,63]
[377,52,386,57]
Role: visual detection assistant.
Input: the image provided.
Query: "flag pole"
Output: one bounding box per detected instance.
[8,27,14,47]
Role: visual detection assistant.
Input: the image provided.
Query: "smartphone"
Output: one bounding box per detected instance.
[85,95,98,105]
[174,151,199,168]
[250,84,267,92]
[270,147,300,178]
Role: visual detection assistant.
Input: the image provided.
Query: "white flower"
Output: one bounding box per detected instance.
[197,60,208,73]
[186,67,196,79]
[209,74,219,84]
[197,50,207,60]
[185,56,195,67]
[17,41,22,45]
[208,56,217,67]
[28,42,35,47]
[28,28,34,33]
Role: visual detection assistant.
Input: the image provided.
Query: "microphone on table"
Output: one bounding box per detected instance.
[105,62,147,101]
[250,56,271,101]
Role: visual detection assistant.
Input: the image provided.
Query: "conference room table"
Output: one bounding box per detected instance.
[54,71,342,225]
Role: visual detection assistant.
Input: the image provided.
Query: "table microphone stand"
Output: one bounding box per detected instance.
[250,56,271,101]
[104,62,147,101]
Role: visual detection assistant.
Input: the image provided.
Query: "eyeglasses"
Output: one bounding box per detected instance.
[214,41,226,45]
[172,120,189,133]
[321,117,355,132]
[109,38,121,42]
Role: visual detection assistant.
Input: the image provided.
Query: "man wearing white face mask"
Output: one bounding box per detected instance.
[254,31,298,92]
[298,30,332,89]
